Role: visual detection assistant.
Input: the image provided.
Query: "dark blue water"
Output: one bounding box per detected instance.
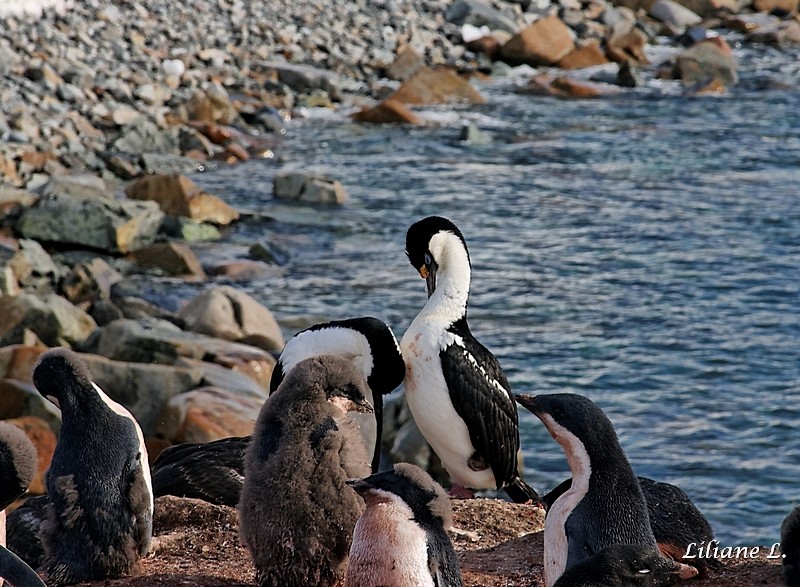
[188,54,800,546]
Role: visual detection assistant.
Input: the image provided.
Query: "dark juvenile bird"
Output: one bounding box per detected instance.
[238,355,373,587]
[401,216,539,504]
[344,463,463,587]
[0,421,45,587]
[33,348,153,586]
[543,476,718,577]
[781,505,800,586]
[516,393,661,587]
[151,316,405,506]
[552,543,697,587]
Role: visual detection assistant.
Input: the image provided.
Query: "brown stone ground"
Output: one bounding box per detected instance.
[65,496,782,587]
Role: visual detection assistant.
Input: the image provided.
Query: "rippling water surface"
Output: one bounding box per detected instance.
[187,52,800,546]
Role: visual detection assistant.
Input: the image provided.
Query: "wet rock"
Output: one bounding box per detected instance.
[155,387,265,444]
[725,12,780,33]
[17,192,164,254]
[0,293,97,347]
[673,39,738,87]
[273,172,349,205]
[249,239,291,266]
[352,98,423,125]
[205,260,277,281]
[160,216,222,242]
[500,16,576,67]
[257,61,341,100]
[389,67,486,105]
[79,352,204,435]
[5,416,56,494]
[606,28,650,64]
[459,123,493,145]
[177,285,284,352]
[129,242,207,280]
[125,173,239,225]
[445,0,519,34]
[557,41,610,69]
[465,35,504,61]
[747,20,800,45]
[617,60,646,87]
[384,46,427,81]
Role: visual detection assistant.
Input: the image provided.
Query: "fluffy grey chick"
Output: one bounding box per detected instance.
[238,355,373,587]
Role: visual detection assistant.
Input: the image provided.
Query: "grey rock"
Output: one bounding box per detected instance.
[649,0,702,30]
[141,153,207,175]
[79,353,204,435]
[8,239,62,294]
[17,192,165,254]
[459,123,493,145]
[61,257,123,304]
[177,286,284,352]
[445,0,519,34]
[0,379,62,434]
[257,61,342,100]
[160,216,222,241]
[273,172,348,205]
[111,117,180,155]
[249,238,291,265]
[37,174,109,199]
[0,293,97,347]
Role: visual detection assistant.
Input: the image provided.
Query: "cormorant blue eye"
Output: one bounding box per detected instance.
[424,252,432,265]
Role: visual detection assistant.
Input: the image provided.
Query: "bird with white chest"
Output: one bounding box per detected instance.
[400,216,539,504]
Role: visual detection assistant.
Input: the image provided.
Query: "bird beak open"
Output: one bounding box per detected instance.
[419,264,437,298]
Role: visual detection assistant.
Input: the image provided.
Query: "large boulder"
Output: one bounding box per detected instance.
[352,99,423,125]
[177,286,284,352]
[16,192,164,254]
[0,379,62,434]
[445,0,519,34]
[389,67,486,105]
[85,318,276,383]
[125,174,240,226]
[499,16,575,67]
[273,173,348,205]
[155,387,265,444]
[78,352,205,435]
[0,293,97,347]
[129,242,207,280]
[649,0,702,32]
[61,257,124,305]
[7,239,62,294]
[673,39,738,88]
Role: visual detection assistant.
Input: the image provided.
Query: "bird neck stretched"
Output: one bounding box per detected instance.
[423,232,471,325]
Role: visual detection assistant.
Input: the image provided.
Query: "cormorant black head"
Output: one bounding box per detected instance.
[0,422,37,509]
[405,216,470,297]
[305,317,406,396]
[346,462,452,529]
[32,348,95,410]
[553,544,698,586]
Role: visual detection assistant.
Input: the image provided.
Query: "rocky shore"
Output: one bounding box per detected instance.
[1,0,798,585]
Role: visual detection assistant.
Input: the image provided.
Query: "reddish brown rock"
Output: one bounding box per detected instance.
[677,0,739,15]
[389,67,486,105]
[520,74,620,98]
[557,42,610,69]
[384,45,426,81]
[125,173,240,226]
[155,387,264,444]
[0,344,47,382]
[465,36,503,60]
[128,242,207,280]
[352,98,423,124]
[748,20,800,44]
[185,89,238,125]
[753,0,798,11]
[6,416,56,495]
[606,28,650,64]
[500,16,576,66]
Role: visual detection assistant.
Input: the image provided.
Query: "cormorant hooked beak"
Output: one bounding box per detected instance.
[419,261,437,298]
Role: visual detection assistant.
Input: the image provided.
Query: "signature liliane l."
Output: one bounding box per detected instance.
[683,540,784,559]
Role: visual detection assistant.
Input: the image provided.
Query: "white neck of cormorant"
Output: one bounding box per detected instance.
[421,231,471,325]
